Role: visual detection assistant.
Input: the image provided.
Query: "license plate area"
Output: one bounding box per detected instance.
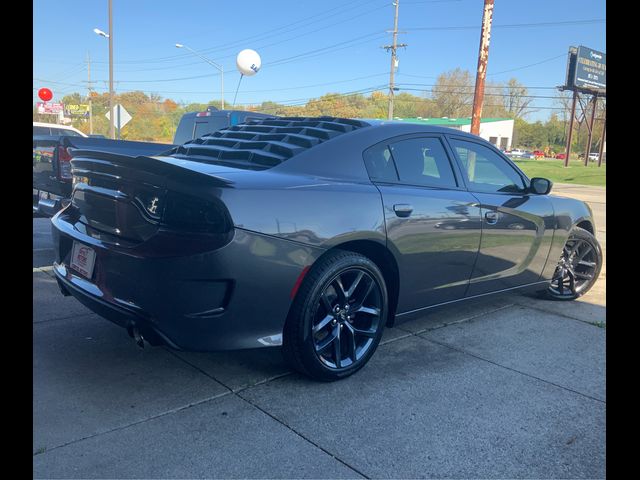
[69,241,96,279]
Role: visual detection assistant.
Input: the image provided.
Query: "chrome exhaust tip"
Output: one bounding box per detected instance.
[132,327,145,348]
[127,324,145,349]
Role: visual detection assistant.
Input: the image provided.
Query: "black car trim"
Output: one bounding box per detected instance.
[396,280,550,318]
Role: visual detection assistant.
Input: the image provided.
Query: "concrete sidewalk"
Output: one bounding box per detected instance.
[33,184,605,479]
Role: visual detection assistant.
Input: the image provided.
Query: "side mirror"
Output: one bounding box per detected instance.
[530,177,552,195]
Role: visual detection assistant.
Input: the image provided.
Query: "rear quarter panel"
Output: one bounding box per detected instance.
[218,171,387,248]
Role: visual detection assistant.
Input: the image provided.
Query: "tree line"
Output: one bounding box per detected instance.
[33,68,604,152]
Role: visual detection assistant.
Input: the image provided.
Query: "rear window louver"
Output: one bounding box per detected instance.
[169,116,370,170]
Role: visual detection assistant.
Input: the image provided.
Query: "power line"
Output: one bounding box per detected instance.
[390,98,578,111]
[82,0,386,66]
[174,0,380,59]
[83,1,391,74]
[395,77,560,90]
[403,0,465,4]
[267,31,387,67]
[38,32,387,85]
[405,18,606,31]
[200,1,390,61]
[488,54,566,76]
[33,72,390,96]
[397,86,565,100]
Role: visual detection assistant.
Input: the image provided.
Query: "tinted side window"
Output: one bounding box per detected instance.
[33,126,50,135]
[389,137,457,188]
[363,143,398,182]
[449,139,526,193]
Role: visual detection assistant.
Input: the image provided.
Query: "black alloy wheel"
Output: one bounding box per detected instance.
[283,251,388,381]
[545,227,602,300]
[312,268,382,369]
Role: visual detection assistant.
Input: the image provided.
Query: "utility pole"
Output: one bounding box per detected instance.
[108,0,115,139]
[470,0,494,135]
[383,0,406,120]
[86,52,94,134]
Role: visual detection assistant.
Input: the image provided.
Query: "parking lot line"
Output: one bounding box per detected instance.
[33,265,53,273]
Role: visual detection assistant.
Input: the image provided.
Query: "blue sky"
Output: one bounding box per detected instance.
[33,0,606,121]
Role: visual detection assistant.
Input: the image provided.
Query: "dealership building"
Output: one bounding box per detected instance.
[397,117,514,150]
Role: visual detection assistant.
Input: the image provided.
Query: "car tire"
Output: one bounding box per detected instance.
[539,226,602,301]
[282,250,388,381]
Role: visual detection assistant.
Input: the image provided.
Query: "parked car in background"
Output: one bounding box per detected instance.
[555,153,566,160]
[51,116,602,381]
[33,121,87,137]
[588,152,600,161]
[33,108,274,217]
[532,150,545,159]
[508,148,527,158]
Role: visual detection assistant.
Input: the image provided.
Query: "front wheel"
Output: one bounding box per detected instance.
[543,226,602,301]
[282,251,388,381]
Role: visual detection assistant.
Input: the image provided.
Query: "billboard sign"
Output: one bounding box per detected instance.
[66,104,90,117]
[36,102,64,114]
[565,46,606,92]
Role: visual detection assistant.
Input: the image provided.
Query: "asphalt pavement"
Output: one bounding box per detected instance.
[33,216,54,268]
[33,184,606,479]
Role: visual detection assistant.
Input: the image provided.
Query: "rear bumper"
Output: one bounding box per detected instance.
[54,264,180,348]
[51,212,324,351]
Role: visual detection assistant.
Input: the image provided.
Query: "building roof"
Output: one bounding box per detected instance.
[396,117,513,126]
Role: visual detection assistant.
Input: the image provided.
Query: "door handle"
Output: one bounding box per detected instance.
[393,204,413,218]
[484,211,499,225]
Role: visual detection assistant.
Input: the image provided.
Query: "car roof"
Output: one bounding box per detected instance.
[361,118,490,139]
[34,121,77,129]
[33,121,87,136]
[169,115,499,171]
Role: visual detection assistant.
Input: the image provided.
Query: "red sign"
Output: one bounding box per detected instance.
[38,88,53,102]
[36,102,64,114]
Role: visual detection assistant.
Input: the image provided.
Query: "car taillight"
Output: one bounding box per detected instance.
[57,146,72,181]
[162,192,232,234]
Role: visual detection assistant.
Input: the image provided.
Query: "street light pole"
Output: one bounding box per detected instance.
[108,0,114,139]
[175,44,224,109]
[94,13,114,138]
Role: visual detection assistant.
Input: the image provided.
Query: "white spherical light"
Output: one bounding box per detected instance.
[236,49,261,76]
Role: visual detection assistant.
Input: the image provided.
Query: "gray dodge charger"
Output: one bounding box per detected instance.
[51,116,602,381]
